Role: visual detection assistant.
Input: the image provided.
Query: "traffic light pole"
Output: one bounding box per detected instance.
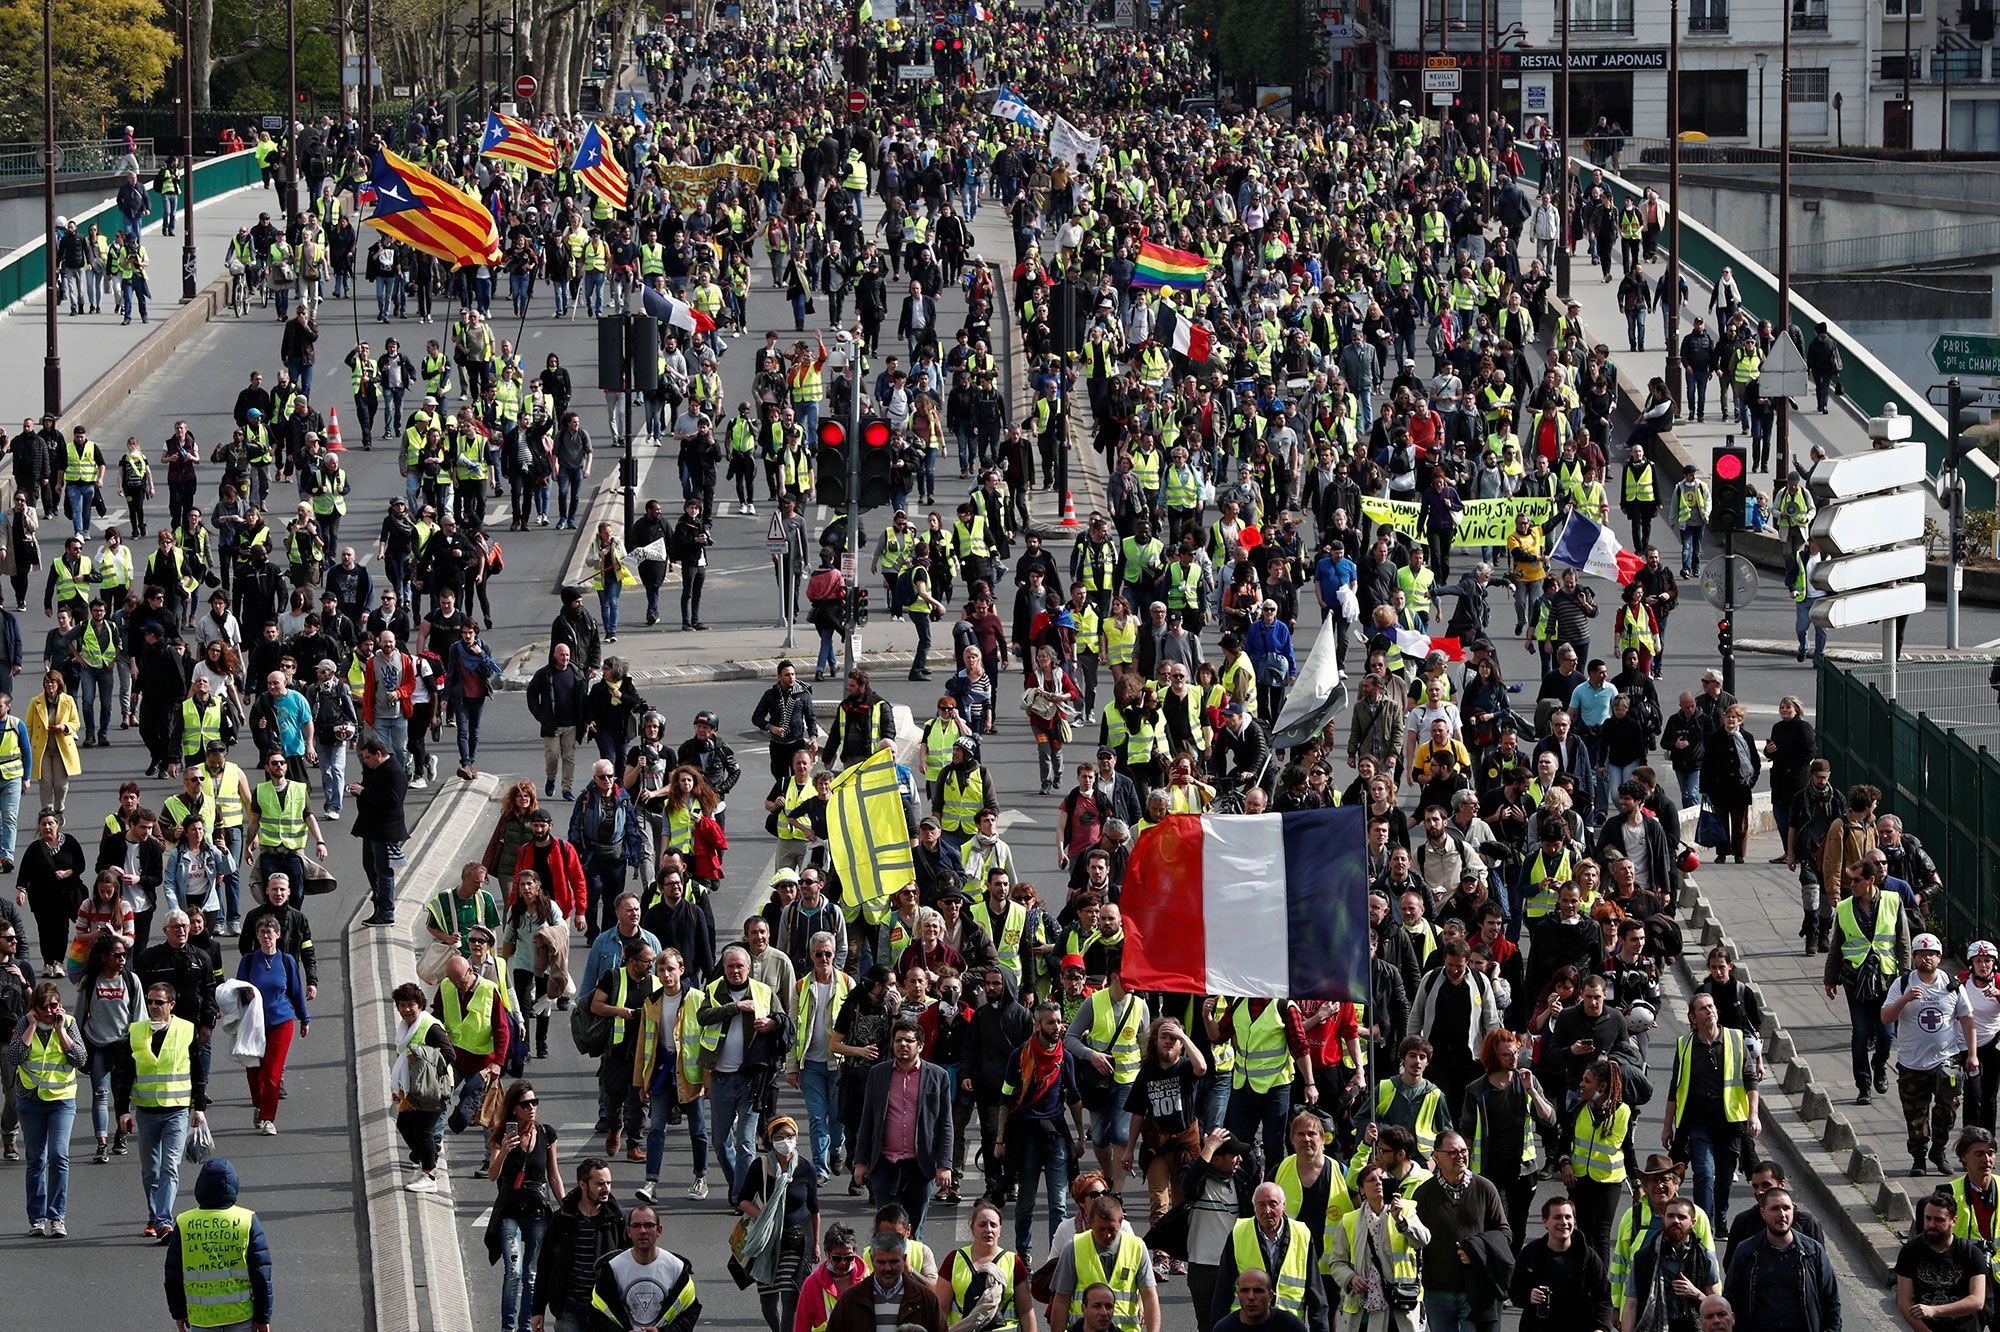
[1721,526,1736,698]
[843,349,861,679]
[1947,377,1964,649]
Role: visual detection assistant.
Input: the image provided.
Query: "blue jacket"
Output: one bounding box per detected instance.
[163,842,234,917]
[581,924,663,998]
[165,1158,274,1323]
[1243,618,1296,677]
[236,948,308,1027]
[568,783,644,867]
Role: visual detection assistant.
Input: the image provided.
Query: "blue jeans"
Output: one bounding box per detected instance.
[320,740,347,812]
[499,1213,549,1332]
[817,626,838,677]
[644,1077,710,1183]
[87,1040,118,1138]
[0,773,22,863]
[1424,1289,1479,1332]
[373,716,410,775]
[1682,1122,1737,1230]
[598,586,620,638]
[163,196,178,233]
[1013,1123,1072,1259]
[509,271,532,315]
[709,1069,761,1193]
[456,698,486,766]
[65,483,96,536]
[557,465,584,525]
[1847,987,1894,1088]
[1226,1083,1291,1177]
[1679,524,1705,574]
[800,1060,843,1177]
[1795,599,1827,658]
[584,272,606,315]
[135,1104,188,1229]
[375,276,396,320]
[1677,768,1703,810]
[18,1094,73,1223]
[1195,1068,1232,1137]
[1689,373,1709,418]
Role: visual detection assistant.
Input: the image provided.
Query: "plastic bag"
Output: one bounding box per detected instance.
[185,1115,215,1165]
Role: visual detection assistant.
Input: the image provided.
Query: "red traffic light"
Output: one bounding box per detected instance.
[1714,451,1745,481]
[861,420,893,447]
[934,37,946,50]
[817,421,847,448]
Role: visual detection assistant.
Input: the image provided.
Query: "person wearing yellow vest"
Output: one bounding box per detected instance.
[122,982,204,1234]
[200,743,254,934]
[589,931,663,1158]
[586,1198,702,1332]
[1660,992,1760,1232]
[1366,1036,1450,1165]
[243,749,325,908]
[1212,995,1317,1173]
[786,931,853,1183]
[435,952,509,1135]
[936,1200,1034,1332]
[1047,1195,1162,1332]
[12,978,84,1234]
[0,690,29,867]
[1068,972,1149,1181]
[166,1157,273,1329]
[1824,858,1907,1102]
[1460,1028,1557,1250]
[1215,1183,1328,1328]
[1324,1161,1426,1331]
[935,736,996,854]
[1559,1055,1636,1261]
[694,943,782,1191]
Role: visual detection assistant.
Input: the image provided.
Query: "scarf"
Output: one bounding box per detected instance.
[391,1010,420,1099]
[1012,1033,1065,1114]
[742,1152,798,1285]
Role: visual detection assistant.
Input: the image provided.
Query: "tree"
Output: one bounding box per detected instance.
[0,0,178,138]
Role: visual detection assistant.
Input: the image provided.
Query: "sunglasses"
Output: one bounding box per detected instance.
[146,997,173,1008]
[518,1097,539,1107]
[1081,1188,1108,1199]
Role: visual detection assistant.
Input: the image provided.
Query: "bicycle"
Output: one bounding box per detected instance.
[226,259,251,318]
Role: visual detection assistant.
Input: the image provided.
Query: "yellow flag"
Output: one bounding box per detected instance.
[827,748,914,915]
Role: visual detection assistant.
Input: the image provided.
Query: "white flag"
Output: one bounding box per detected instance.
[1049,115,1104,166]
[627,537,669,564]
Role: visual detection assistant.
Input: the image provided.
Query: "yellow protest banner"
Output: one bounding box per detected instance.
[1359,496,1559,548]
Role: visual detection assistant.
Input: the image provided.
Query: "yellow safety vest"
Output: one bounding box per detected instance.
[778,776,814,842]
[52,555,93,606]
[181,698,224,758]
[1070,1230,1148,1332]
[696,975,776,1056]
[1228,1000,1296,1093]
[1837,893,1901,976]
[79,621,119,668]
[920,719,959,785]
[1570,1101,1632,1183]
[1335,1208,1418,1316]
[1083,990,1146,1086]
[253,780,307,850]
[1102,617,1137,667]
[970,898,1028,980]
[1375,1077,1446,1160]
[175,1204,256,1327]
[948,1248,1021,1332]
[1672,1028,1750,1128]
[790,970,853,1068]
[65,439,100,483]
[1230,1218,1313,1318]
[940,767,986,834]
[16,1024,77,1100]
[441,978,499,1055]
[130,1016,195,1109]
[203,762,247,829]
[0,722,23,783]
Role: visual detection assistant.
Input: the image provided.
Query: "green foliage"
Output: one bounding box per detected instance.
[0,0,178,138]
[1176,0,1317,88]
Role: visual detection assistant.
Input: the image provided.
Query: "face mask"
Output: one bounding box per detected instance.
[150,1017,169,1033]
[940,986,961,1004]
[771,1137,797,1158]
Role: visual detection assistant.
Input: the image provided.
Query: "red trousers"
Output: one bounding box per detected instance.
[247,1019,296,1120]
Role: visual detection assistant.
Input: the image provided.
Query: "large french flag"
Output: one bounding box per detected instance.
[1122,808,1371,1001]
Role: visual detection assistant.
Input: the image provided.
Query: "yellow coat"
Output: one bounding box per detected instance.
[26,691,81,782]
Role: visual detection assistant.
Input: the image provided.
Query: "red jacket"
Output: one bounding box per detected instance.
[514,837,588,919]
[361,651,417,724]
[691,814,728,883]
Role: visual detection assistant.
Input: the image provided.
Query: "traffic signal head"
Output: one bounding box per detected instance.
[1947,384,1986,471]
[815,421,847,507]
[857,416,895,509]
[1717,617,1732,656]
[1710,444,1748,533]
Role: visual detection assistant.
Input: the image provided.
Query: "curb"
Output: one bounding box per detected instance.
[1667,797,1909,1283]
[347,770,504,1332]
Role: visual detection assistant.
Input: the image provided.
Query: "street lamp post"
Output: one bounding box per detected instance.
[41,0,59,417]
[1557,0,1571,297]
[478,0,488,113]
[1776,6,1794,480]
[1755,51,1766,147]
[364,0,375,143]
[285,0,299,222]
[1665,0,1682,409]
[179,0,197,300]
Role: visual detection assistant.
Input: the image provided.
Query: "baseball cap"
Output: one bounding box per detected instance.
[528,808,554,824]
[919,815,941,831]
[1060,954,1087,972]
[1222,703,1246,716]
[1914,933,1944,953]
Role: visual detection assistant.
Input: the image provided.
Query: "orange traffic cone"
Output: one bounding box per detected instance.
[1059,489,1079,527]
[324,407,346,452]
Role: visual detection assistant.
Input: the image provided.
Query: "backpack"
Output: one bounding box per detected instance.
[501,1002,529,1077]
[806,567,845,605]
[571,1000,614,1058]
[405,1041,454,1112]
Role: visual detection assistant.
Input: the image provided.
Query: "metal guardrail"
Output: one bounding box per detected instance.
[1743,217,2000,270]
[0,139,158,181]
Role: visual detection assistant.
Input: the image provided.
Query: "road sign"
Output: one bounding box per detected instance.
[1699,556,1759,610]
[1422,68,1462,94]
[898,63,935,80]
[1430,92,1454,107]
[1811,581,1928,629]
[1931,332,2000,377]
[847,88,868,112]
[1759,334,1809,397]
[1808,489,1925,552]
[1425,54,1459,68]
[1810,544,1927,595]
[1928,383,2000,411]
[514,73,538,100]
[1807,442,1927,503]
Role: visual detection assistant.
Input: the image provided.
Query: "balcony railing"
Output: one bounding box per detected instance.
[1566,14,1636,31]
[1689,11,1730,31]
[1791,11,1830,29]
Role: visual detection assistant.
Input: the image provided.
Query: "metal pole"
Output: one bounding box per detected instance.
[842,354,860,678]
[1665,0,1682,411]
[180,0,197,301]
[621,305,636,535]
[1883,619,1898,698]
[285,0,298,222]
[1776,17,1792,481]
[1903,13,1913,148]
[41,0,59,417]
[1756,63,1764,148]
[1556,0,1570,298]
[364,0,375,143]
[1948,375,1964,648]
[1942,26,1952,151]
[1721,526,1736,697]
[478,0,488,115]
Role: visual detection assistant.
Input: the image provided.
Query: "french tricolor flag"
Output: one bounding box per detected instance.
[1548,512,1646,586]
[1121,808,1371,1000]
[642,285,716,335]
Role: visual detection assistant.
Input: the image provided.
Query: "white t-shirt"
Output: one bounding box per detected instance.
[608,1248,687,1331]
[1966,972,2000,1048]
[1884,972,1973,1072]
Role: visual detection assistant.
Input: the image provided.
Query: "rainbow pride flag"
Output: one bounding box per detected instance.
[1132,240,1211,290]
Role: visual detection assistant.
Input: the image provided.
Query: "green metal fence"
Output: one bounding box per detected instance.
[1816,657,2000,947]
[0,149,260,314]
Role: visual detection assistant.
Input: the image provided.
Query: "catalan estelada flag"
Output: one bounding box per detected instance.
[573,123,630,213]
[826,748,915,917]
[479,111,559,173]
[1131,239,1212,290]
[361,149,501,267]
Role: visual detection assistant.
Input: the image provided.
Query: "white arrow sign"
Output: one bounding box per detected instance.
[1807,442,1928,502]
[1810,581,1928,629]
[1808,489,1926,553]
[1810,544,1928,594]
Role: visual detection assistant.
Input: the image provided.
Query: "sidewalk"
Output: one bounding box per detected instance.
[9,180,277,415]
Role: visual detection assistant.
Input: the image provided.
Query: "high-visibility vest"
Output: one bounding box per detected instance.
[65,439,100,483]
[879,529,914,576]
[970,898,1028,980]
[0,721,24,783]
[1837,892,1902,977]
[1570,1101,1632,1183]
[946,1246,1021,1332]
[1102,616,1137,667]
[1072,604,1102,656]
[790,970,853,1068]
[1274,1152,1355,1261]
[1609,1200,1716,1309]
[441,977,499,1054]
[1677,480,1711,525]
[1070,1230,1148,1332]
[1621,461,1655,504]
[16,1024,77,1100]
[52,555,92,606]
[1949,1175,2000,1281]
[253,780,308,850]
[1672,1028,1750,1128]
[1375,1077,1446,1159]
[1335,1207,1418,1316]
[777,776,813,841]
[665,801,697,855]
[174,1204,256,1327]
[1228,1000,1296,1093]
[1620,210,1643,239]
[1101,704,1159,768]
[203,761,247,829]
[920,719,959,784]
[1165,561,1203,610]
[1229,1217,1314,1317]
[1522,848,1574,920]
[1734,348,1763,385]
[939,766,986,834]
[1397,565,1435,614]
[181,698,224,757]
[1776,487,1812,530]
[1161,465,1198,511]
[696,975,776,1056]
[790,361,823,405]
[130,1016,195,1109]
[1615,605,1658,654]
[1465,1080,1539,1174]
[79,620,119,668]
[953,516,989,559]
[1083,990,1146,1086]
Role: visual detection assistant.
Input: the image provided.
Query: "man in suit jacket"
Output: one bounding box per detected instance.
[897,280,939,358]
[852,1017,955,1238]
